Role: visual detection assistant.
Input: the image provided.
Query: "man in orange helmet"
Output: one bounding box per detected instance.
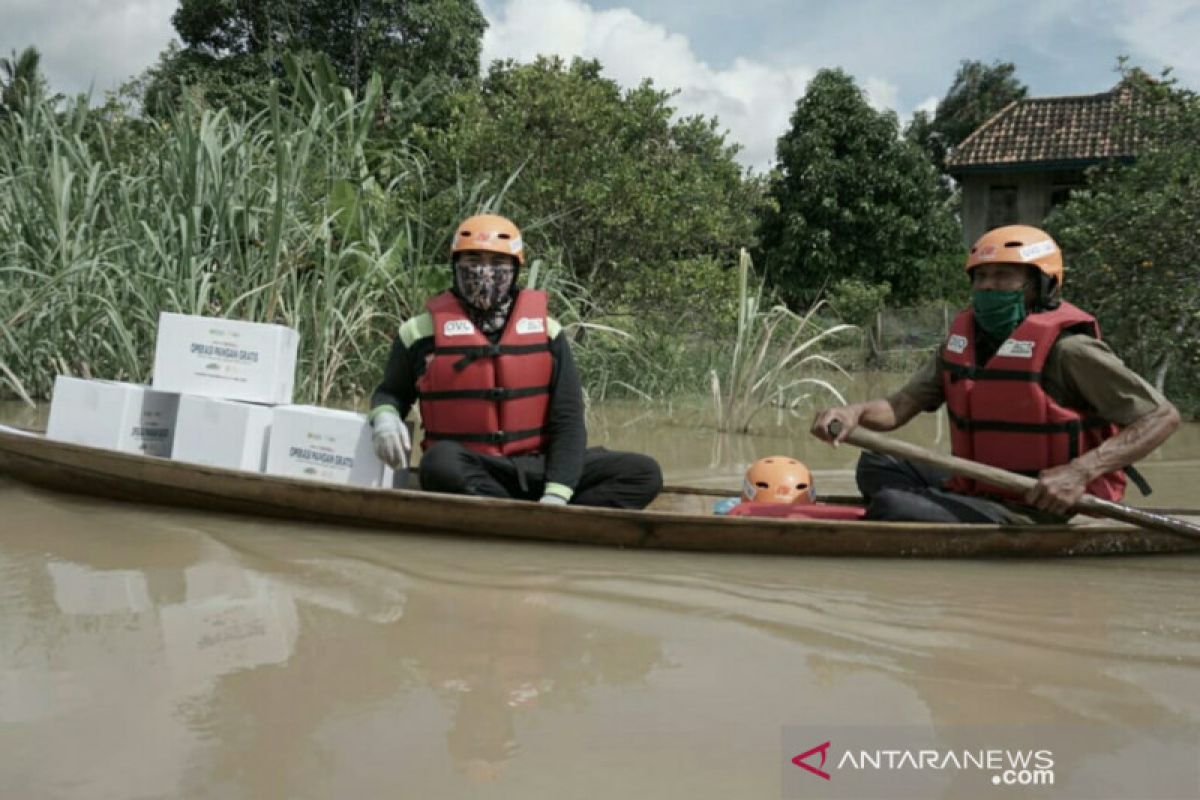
[811,224,1180,524]
[368,213,662,508]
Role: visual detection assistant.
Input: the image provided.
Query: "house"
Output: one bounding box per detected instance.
[946,80,1143,244]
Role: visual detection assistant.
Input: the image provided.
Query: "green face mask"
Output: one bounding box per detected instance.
[972,289,1027,340]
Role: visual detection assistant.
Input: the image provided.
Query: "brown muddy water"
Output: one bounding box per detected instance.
[2,384,1200,799]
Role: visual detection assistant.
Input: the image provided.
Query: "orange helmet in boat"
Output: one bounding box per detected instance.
[741,456,814,504]
[965,225,1062,285]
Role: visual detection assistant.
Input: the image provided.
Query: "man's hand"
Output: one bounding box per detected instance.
[371,409,411,470]
[1025,463,1090,516]
[810,405,863,445]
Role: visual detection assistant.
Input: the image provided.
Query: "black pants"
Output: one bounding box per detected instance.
[419,441,663,509]
[855,451,1062,525]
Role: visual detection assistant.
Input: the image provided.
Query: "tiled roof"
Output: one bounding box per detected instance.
[946,83,1143,172]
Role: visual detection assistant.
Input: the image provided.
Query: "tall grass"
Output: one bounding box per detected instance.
[0,62,856,423]
[0,57,478,405]
[709,250,854,433]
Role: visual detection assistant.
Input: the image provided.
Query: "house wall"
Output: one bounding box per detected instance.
[958,170,1085,245]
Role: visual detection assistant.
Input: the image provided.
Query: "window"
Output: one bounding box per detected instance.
[986,185,1019,228]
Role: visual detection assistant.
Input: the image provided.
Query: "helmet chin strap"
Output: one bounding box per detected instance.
[1033,273,1061,311]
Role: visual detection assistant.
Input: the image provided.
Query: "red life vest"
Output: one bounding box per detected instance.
[939,301,1125,502]
[726,502,867,521]
[417,290,553,456]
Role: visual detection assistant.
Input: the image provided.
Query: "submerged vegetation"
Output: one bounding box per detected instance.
[0,57,854,423]
[710,251,852,433]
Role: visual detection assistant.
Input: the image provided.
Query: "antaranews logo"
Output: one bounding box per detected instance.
[788,738,1054,791]
[785,724,1200,800]
[791,742,831,781]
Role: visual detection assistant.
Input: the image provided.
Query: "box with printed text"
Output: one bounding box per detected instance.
[265,405,394,488]
[45,376,179,457]
[151,312,298,405]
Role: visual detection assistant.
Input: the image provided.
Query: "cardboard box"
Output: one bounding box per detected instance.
[45,376,179,457]
[171,395,272,472]
[151,312,299,405]
[265,405,394,487]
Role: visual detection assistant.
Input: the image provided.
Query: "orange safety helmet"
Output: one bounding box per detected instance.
[965,225,1063,289]
[451,214,525,266]
[741,456,814,505]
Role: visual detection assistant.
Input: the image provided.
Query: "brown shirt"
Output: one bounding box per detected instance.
[897,333,1169,425]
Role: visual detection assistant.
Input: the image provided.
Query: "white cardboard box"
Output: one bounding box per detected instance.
[151,312,299,405]
[172,395,272,472]
[265,405,394,487]
[45,376,179,457]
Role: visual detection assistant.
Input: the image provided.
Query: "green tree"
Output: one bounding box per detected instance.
[150,0,486,105]
[414,56,763,311]
[758,68,959,307]
[1047,68,1200,403]
[1,46,44,117]
[907,59,1027,171]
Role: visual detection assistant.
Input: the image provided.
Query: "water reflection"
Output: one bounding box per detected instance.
[0,506,669,796]
[3,394,1200,798]
[393,586,664,782]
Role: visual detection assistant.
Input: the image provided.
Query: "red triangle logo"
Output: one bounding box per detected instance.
[792,741,832,781]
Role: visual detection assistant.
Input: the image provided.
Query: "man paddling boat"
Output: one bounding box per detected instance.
[811,224,1181,524]
[369,214,662,508]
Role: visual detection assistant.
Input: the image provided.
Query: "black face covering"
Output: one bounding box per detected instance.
[454,261,516,334]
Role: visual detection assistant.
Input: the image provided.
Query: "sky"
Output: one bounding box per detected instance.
[4,0,1199,169]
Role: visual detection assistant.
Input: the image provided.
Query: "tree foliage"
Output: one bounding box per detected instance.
[758,68,959,307]
[1,46,45,117]
[413,56,763,310]
[906,59,1027,171]
[1047,68,1200,402]
[149,0,486,106]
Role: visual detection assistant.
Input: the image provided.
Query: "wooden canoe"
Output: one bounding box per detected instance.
[2,424,1199,558]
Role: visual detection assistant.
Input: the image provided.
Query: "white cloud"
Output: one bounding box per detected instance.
[863,77,900,114]
[897,94,940,130]
[914,95,940,117]
[2,0,176,97]
[1110,0,1200,85]
[483,0,909,171]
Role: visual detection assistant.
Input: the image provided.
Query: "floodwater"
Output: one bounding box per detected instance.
[2,383,1200,799]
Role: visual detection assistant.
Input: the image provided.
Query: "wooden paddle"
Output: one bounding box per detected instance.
[827,421,1200,541]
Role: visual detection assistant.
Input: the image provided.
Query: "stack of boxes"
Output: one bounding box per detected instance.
[45,312,398,488]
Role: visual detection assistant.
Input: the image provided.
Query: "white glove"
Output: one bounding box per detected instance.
[371,409,411,470]
[539,494,568,505]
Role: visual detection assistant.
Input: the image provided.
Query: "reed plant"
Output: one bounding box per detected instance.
[0,56,487,405]
[709,250,854,433]
[0,60,854,420]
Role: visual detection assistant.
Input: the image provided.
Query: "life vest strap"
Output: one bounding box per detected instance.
[435,342,552,371]
[1123,465,1153,496]
[418,385,551,401]
[947,410,1108,435]
[424,426,546,445]
[942,363,1041,382]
